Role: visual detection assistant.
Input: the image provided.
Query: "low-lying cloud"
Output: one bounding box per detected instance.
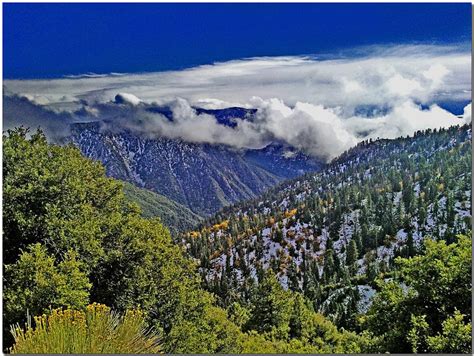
[3,44,471,161]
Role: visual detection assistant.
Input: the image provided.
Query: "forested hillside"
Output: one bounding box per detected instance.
[122,181,202,234]
[183,124,472,353]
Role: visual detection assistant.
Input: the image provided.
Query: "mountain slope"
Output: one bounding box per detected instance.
[70,117,322,216]
[122,181,202,234]
[183,124,472,325]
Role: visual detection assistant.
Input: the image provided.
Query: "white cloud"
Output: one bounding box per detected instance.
[3,44,471,161]
[423,64,450,84]
[114,92,142,105]
[462,103,472,124]
[386,74,423,97]
[342,78,364,94]
[5,44,470,111]
[345,101,468,140]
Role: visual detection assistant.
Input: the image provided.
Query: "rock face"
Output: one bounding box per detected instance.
[70,110,323,216]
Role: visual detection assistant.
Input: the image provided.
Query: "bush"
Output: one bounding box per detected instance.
[9,303,161,354]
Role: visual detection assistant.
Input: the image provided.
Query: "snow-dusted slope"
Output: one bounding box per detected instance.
[184,124,471,318]
[70,119,323,216]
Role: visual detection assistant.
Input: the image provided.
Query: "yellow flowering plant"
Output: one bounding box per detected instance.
[9,303,161,354]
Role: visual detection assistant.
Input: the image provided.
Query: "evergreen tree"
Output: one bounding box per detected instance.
[346,239,358,274]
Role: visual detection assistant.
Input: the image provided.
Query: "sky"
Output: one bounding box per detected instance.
[3,3,472,79]
[3,3,472,161]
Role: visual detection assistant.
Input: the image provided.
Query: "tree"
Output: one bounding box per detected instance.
[3,128,124,268]
[426,310,472,353]
[346,239,358,274]
[2,128,246,353]
[364,234,472,353]
[288,293,313,339]
[323,250,336,283]
[406,230,416,257]
[246,270,292,338]
[4,244,91,345]
[166,302,243,353]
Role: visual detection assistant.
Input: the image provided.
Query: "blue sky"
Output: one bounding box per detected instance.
[3,3,472,79]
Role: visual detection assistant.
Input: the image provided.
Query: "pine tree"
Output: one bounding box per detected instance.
[247,271,292,338]
[406,230,416,257]
[346,239,358,274]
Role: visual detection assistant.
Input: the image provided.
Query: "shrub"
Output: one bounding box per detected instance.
[9,303,161,354]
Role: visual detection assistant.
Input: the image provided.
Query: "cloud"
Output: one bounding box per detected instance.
[423,64,450,85]
[3,95,76,142]
[114,93,142,105]
[462,103,472,124]
[5,44,471,110]
[345,101,468,140]
[386,74,423,97]
[3,44,471,161]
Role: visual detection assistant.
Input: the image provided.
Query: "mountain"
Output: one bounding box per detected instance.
[70,108,323,216]
[183,124,472,325]
[244,142,324,178]
[122,181,202,234]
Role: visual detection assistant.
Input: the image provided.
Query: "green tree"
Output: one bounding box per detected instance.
[346,239,358,274]
[426,310,472,353]
[3,128,246,353]
[246,270,292,338]
[4,244,91,345]
[364,234,472,353]
[3,128,124,268]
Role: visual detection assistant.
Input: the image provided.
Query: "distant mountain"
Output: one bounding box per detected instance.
[122,181,202,235]
[244,142,324,178]
[70,107,323,216]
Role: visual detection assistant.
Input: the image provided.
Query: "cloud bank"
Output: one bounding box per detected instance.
[3,44,471,161]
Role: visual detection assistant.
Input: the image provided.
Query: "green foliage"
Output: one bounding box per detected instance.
[243,271,366,353]
[2,128,244,353]
[426,310,472,353]
[3,127,124,268]
[182,125,471,354]
[4,126,472,354]
[227,302,251,328]
[364,234,472,353]
[239,331,283,353]
[346,239,358,271]
[122,181,202,236]
[398,235,472,322]
[4,243,91,344]
[167,302,242,353]
[186,125,471,316]
[246,270,292,338]
[9,303,161,354]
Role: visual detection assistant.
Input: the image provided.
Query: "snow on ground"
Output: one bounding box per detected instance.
[357,285,376,314]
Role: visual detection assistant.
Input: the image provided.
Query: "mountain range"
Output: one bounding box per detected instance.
[69,107,323,217]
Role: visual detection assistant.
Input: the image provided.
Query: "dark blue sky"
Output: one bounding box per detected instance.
[3,3,471,79]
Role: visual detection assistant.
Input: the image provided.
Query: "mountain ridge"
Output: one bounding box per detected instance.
[182,124,472,325]
[69,107,324,216]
